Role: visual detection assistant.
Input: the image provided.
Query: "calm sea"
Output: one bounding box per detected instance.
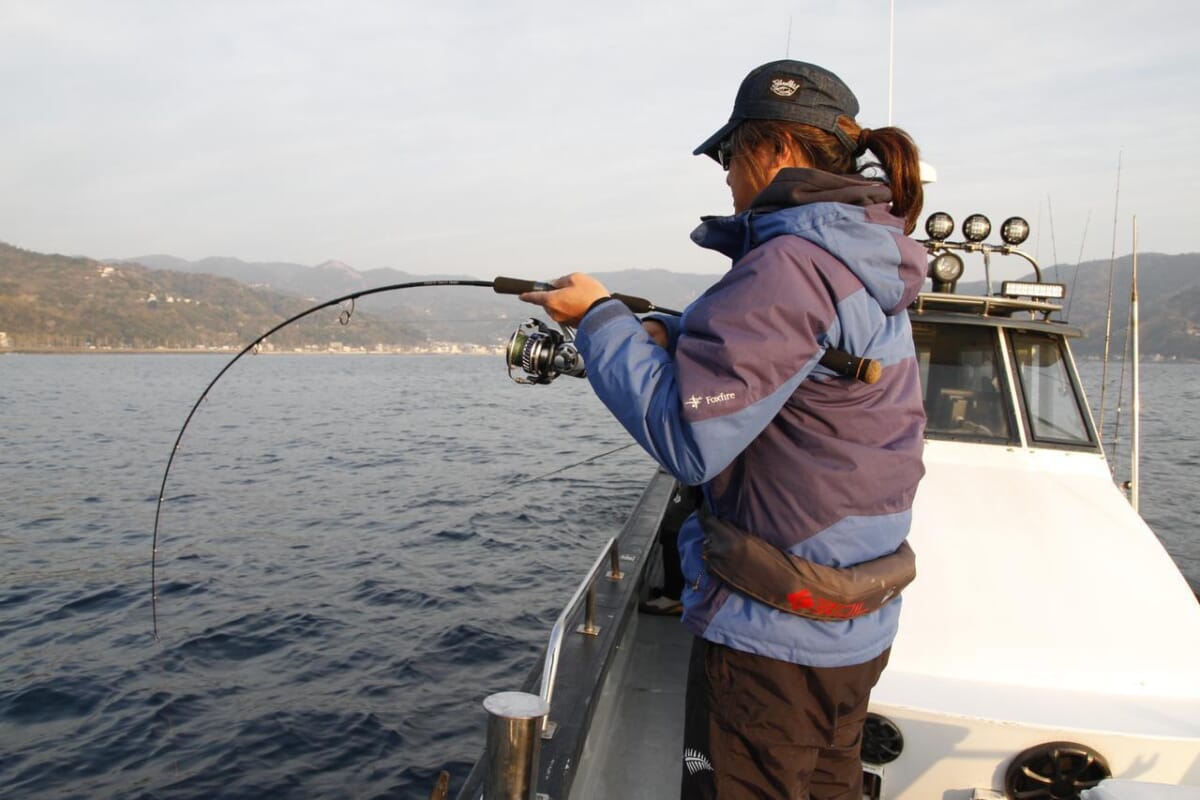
[1,354,1196,799]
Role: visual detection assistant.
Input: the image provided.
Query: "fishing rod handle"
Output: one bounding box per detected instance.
[492,276,658,314]
[609,293,656,313]
[820,347,882,384]
[492,276,555,295]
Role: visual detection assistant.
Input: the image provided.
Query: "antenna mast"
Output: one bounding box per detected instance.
[1099,151,1123,446]
[1130,216,1140,511]
[888,0,895,125]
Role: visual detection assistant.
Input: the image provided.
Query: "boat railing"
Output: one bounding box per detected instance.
[537,537,624,727]
[455,468,675,800]
[477,538,624,799]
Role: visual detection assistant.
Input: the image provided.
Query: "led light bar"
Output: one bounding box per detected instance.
[1001,281,1066,300]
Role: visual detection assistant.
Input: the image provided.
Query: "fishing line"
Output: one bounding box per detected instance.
[471,442,641,505]
[150,277,676,637]
[152,279,491,637]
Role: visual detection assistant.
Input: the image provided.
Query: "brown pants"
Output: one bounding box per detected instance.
[681,638,890,800]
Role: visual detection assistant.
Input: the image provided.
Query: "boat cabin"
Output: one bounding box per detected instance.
[912,212,1095,452]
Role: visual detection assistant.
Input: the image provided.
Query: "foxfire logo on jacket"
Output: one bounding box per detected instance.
[685,392,736,410]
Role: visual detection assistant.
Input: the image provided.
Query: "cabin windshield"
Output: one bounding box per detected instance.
[1009,331,1093,446]
[913,322,1013,443]
[912,320,1096,449]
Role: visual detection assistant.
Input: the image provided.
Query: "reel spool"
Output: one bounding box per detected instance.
[505,318,586,385]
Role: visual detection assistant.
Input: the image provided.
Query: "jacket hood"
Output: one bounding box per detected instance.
[691,168,927,314]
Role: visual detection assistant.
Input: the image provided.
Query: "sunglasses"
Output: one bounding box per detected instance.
[717,138,734,171]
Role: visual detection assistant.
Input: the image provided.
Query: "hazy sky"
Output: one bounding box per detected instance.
[3,1,1197,281]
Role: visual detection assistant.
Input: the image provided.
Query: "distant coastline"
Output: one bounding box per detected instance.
[5,242,1200,360]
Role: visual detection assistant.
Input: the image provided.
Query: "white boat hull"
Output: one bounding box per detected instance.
[868,440,1200,796]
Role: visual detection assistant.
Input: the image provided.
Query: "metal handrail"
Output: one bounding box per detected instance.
[458,470,673,800]
[537,537,622,723]
[477,539,624,799]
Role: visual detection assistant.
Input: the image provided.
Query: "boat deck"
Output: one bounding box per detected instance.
[567,610,691,799]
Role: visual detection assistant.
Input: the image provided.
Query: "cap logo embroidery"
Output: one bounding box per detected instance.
[770,78,801,97]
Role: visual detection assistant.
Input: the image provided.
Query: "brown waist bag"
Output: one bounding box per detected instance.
[700,507,916,621]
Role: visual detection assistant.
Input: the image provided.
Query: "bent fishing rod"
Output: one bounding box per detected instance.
[151,276,878,636]
[149,276,669,635]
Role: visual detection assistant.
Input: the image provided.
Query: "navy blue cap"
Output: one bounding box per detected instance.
[694,60,860,161]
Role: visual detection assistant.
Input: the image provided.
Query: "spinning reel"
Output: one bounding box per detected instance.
[505,318,586,384]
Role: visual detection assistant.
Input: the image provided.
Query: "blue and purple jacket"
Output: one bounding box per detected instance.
[575,168,927,667]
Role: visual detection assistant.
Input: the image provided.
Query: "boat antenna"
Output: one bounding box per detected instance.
[785,14,792,57]
[887,0,895,125]
[1098,150,1123,444]
[1046,195,1062,283]
[1111,294,1129,474]
[1064,208,1092,320]
[1129,216,1140,510]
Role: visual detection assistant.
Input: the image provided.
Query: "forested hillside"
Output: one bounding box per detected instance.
[0,243,423,351]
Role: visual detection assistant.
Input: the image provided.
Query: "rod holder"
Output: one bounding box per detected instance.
[607,542,624,581]
[482,691,550,800]
[576,584,600,637]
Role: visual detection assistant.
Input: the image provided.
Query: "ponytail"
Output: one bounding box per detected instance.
[851,125,924,235]
[731,119,925,235]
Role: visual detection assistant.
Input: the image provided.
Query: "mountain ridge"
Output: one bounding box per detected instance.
[3,242,1199,359]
